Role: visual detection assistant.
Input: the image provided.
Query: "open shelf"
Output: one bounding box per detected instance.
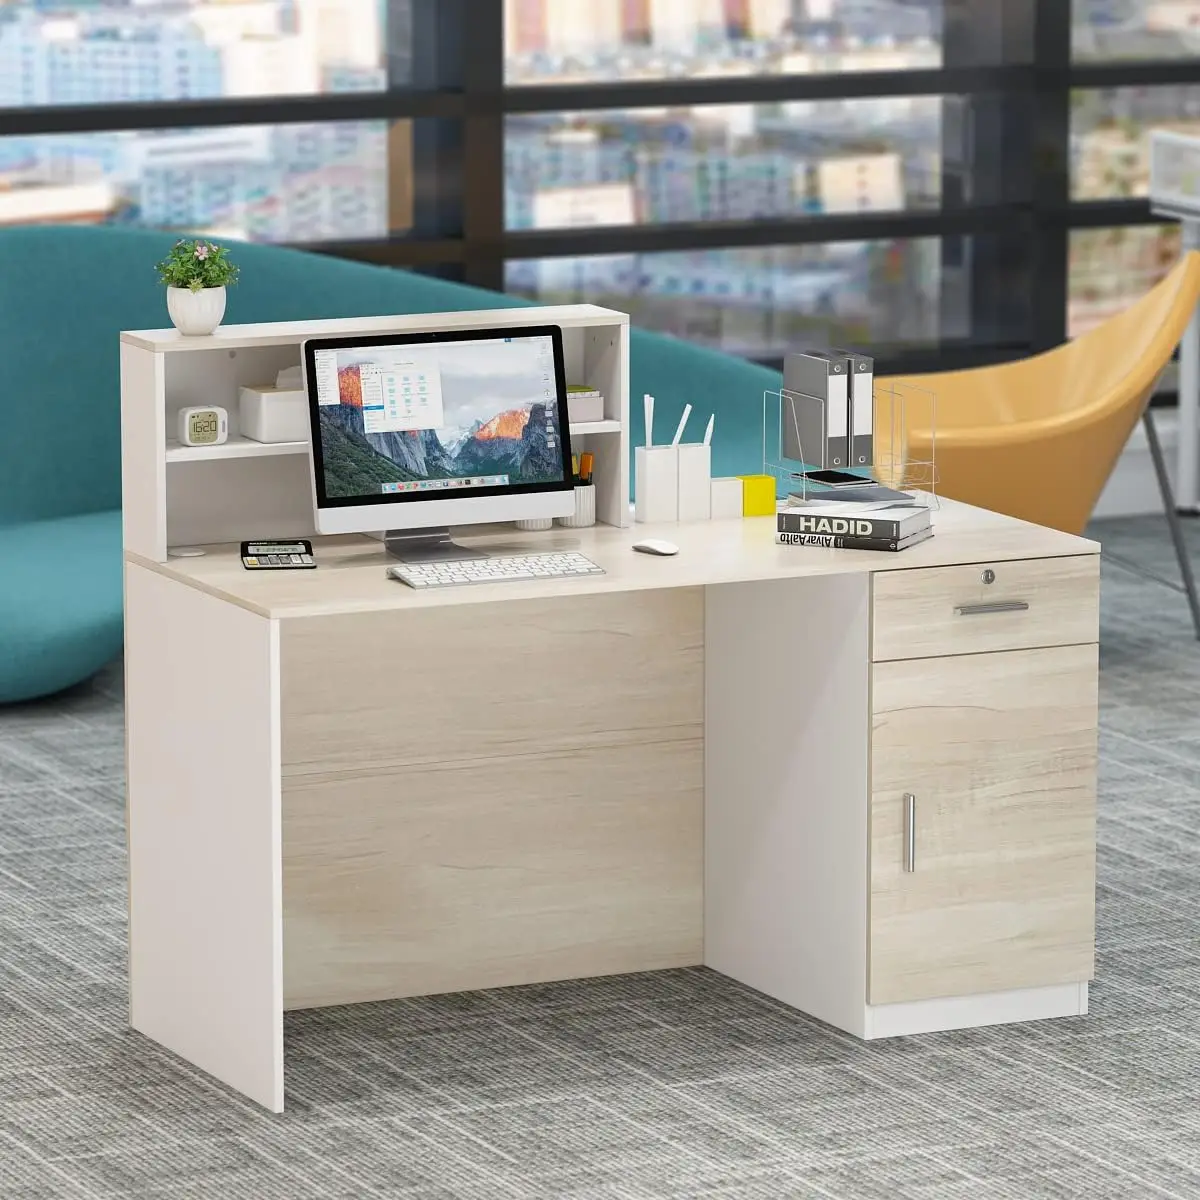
[125,305,631,562]
[166,436,309,463]
[166,422,620,463]
[569,419,622,436]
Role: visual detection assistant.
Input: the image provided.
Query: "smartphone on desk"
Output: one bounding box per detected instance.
[801,469,875,488]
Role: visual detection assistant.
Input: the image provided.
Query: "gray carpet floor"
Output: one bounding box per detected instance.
[1,515,1199,1199]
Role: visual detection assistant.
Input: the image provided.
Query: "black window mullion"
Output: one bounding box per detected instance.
[1030,1,1072,352]
[0,90,464,138]
[459,0,505,293]
[503,64,1035,114]
[941,0,1039,358]
[1072,59,1200,89]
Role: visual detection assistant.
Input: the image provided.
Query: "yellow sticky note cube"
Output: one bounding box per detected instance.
[738,474,776,517]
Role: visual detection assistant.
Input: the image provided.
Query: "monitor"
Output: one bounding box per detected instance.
[303,326,575,561]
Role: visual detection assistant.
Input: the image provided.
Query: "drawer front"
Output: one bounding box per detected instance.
[872,554,1099,662]
[869,644,1098,1006]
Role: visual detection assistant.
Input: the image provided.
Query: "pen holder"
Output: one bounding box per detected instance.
[676,443,712,521]
[635,446,679,523]
[557,484,596,528]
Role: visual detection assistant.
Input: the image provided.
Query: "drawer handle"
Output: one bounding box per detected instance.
[903,793,916,873]
[954,600,1030,617]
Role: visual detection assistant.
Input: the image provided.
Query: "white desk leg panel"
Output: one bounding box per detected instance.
[125,564,284,1112]
[705,574,872,1037]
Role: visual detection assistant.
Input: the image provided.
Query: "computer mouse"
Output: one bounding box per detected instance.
[632,538,679,557]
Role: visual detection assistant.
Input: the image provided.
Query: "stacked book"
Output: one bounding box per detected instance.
[776,497,933,552]
[566,384,605,424]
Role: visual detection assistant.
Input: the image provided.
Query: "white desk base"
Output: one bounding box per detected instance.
[125,507,1099,1112]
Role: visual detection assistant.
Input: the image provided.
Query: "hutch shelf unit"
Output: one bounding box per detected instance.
[120,305,631,563]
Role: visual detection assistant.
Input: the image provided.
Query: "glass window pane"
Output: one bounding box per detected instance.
[1068,224,1180,338]
[506,98,944,230]
[1073,0,1200,60]
[1071,85,1200,200]
[0,0,397,106]
[506,237,1023,360]
[504,1,943,85]
[0,121,422,243]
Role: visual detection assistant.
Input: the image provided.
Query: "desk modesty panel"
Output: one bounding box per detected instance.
[124,500,1101,1111]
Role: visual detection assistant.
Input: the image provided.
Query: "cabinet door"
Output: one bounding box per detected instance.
[869,644,1097,1007]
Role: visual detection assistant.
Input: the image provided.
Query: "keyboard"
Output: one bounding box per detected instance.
[387,551,605,590]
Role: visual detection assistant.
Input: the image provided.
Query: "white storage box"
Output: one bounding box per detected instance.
[239,386,309,444]
[566,391,605,424]
[710,477,744,519]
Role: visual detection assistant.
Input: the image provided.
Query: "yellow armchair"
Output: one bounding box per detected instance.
[885,251,1200,636]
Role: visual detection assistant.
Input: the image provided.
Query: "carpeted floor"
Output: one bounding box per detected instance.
[0,515,1199,1199]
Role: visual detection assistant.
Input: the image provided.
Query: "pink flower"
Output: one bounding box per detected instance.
[194,243,210,260]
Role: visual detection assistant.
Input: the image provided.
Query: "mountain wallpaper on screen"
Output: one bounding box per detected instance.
[320,363,561,499]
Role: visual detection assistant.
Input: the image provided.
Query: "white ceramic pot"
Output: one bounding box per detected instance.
[557,484,596,528]
[166,286,227,336]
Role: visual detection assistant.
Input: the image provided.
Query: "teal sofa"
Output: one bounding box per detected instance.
[0,224,779,703]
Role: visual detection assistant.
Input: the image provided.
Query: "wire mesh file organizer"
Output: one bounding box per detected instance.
[761,380,938,508]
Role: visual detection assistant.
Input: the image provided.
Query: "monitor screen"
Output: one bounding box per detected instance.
[305,327,572,509]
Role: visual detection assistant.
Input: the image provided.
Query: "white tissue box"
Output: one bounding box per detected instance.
[239,386,308,444]
[566,392,605,424]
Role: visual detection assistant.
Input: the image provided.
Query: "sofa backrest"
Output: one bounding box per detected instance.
[0,224,778,525]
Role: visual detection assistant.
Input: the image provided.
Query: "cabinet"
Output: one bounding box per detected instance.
[689,553,1099,1041]
[869,641,1098,1007]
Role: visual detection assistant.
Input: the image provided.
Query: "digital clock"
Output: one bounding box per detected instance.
[178,405,229,447]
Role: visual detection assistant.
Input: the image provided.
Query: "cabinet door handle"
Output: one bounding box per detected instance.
[954,600,1030,616]
[903,793,916,873]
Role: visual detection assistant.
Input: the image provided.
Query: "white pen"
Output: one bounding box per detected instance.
[671,403,692,446]
[703,414,715,446]
[644,393,655,448]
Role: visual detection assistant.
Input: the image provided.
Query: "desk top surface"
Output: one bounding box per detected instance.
[128,499,1098,620]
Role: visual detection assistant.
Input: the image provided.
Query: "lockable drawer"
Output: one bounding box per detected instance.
[871,554,1099,662]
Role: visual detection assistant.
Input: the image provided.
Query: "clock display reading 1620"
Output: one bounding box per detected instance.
[189,414,220,440]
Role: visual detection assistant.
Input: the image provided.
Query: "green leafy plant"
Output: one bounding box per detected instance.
[156,239,239,292]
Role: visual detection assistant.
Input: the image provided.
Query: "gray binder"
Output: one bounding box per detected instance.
[782,350,849,468]
[832,348,875,468]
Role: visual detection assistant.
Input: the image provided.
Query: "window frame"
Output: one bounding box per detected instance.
[0,0,1190,381]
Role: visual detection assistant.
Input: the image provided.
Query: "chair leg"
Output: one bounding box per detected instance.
[1143,409,1200,640]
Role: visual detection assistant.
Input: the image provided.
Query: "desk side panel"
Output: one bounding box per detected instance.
[705,574,871,1035]
[280,589,704,1009]
[120,343,166,562]
[125,564,283,1111]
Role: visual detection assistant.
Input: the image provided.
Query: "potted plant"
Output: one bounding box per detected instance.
[156,238,239,336]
